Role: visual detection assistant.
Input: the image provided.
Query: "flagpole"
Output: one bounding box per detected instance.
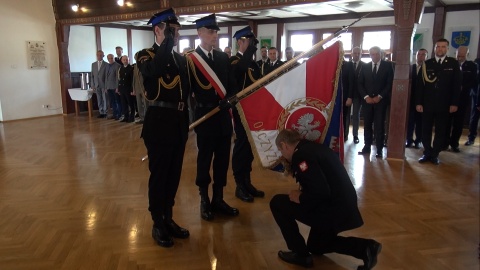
[189,13,370,130]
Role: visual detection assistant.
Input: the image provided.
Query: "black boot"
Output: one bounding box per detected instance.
[164,207,190,239]
[211,185,239,216]
[235,175,254,202]
[152,217,173,248]
[199,187,214,221]
[245,174,265,198]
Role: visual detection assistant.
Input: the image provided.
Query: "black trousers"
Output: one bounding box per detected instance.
[406,106,422,144]
[445,93,469,148]
[468,94,480,141]
[422,111,449,157]
[343,105,351,139]
[143,118,186,226]
[232,109,254,183]
[119,89,136,120]
[362,99,387,150]
[270,194,369,258]
[195,133,231,188]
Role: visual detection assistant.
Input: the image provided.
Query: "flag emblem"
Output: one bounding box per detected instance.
[299,161,308,172]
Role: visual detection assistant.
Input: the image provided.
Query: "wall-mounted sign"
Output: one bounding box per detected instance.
[27,41,47,69]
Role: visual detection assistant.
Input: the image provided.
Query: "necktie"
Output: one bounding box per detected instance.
[208,52,213,61]
[438,58,442,65]
[98,61,101,71]
[271,62,274,67]
[354,62,357,70]
[373,63,377,74]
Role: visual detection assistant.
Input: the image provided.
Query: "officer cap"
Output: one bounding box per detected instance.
[147,8,179,27]
[233,26,256,40]
[194,14,220,31]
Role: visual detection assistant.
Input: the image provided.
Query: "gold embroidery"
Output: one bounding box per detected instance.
[422,62,437,84]
[186,55,212,90]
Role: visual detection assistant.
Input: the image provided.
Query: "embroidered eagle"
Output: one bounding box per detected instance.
[292,113,321,141]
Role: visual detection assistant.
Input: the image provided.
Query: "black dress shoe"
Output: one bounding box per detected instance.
[418,155,430,163]
[165,220,190,239]
[211,200,239,216]
[152,226,173,248]
[451,146,460,153]
[358,240,382,270]
[465,140,474,146]
[430,157,440,165]
[358,146,371,155]
[246,183,265,198]
[354,136,360,144]
[235,186,254,202]
[200,200,214,221]
[375,150,382,158]
[278,250,313,268]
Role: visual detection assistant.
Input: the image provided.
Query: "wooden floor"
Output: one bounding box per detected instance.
[0,114,478,270]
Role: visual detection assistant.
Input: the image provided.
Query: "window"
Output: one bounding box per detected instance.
[362,31,391,51]
[219,37,229,52]
[322,32,352,51]
[179,39,190,54]
[195,38,201,49]
[291,34,313,53]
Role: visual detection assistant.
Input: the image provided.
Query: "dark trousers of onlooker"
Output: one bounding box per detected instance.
[107,89,122,119]
[422,111,449,158]
[232,109,254,183]
[343,105,351,140]
[406,106,422,145]
[445,93,470,148]
[120,90,136,122]
[270,194,370,258]
[143,110,186,226]
[362,100,387,151]
[351,97,362,138]
[195,134,231,189]
[468,94,480,142]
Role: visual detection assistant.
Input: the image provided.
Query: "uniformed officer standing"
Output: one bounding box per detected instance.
[229,26,265,203]
[416,38,461,164]
[135,8,190,248]
[186,13,239,221]
[117,55,135,123]
[271,129,382,269]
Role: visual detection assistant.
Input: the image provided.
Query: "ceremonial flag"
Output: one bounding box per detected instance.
[237,41,344,169]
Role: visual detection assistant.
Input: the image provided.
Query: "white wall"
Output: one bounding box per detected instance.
[256,24,277,60]
[132,30,154,58]
[416,12,435,57]
[445,10,479,60]
[0,0,61,121]
[69,26,96,72]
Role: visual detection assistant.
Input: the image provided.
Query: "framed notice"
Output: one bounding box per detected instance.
[259,36,273,49]
[27,41,47,69]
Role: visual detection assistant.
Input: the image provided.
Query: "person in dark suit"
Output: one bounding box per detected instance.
[256,46,268,76]
[350,46,365,144]
[357,46,394,158]
[466,57,480,146]
[341,60,354,142]
[263,47,284,75]
[135,8,191,248]
[271,129,382,269]
[187,13,239,221]
[416,38,461,165]
[117,55,135,123]
[445,46,477,151]
[229,26,265,203]
[406,48,428,149]
[114,46,123,65]
[91,50,107,118]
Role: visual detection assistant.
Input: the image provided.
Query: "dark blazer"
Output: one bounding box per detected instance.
[351,60,365,99]
[415,56,462,113]
[358,60,394,101]
[341,61,355,101]
[117,64,134,93]
[410,63,421,109]
[136,42,190,143]
[460,60,478,97]
[188,46,235,136]
[291,140,363,233]
[263,59,284,75]
[230,45,262,91]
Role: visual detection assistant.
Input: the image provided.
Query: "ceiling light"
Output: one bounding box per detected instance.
[71,4,79,12]
[117,0,124,6]
[126,2,133,7]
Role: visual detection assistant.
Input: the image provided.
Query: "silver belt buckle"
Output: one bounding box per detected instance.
[178,102,184,111]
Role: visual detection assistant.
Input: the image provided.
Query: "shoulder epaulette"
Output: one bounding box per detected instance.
[184,49,195,56]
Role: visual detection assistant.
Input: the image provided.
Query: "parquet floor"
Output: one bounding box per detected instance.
[0,114,478,270]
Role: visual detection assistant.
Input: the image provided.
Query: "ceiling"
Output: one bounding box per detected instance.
[104,0,478,28]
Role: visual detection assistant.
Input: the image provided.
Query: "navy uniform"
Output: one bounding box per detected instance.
[186,14,239,221]
[229,26,265,203]
[416,51,461,164]
[136,8,190,247]
[117,63,135,122]
[271,129,381,269]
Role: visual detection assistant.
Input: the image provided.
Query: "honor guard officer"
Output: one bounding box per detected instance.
[135,8,190,248]
[229,26,265,203]
[186,13,239,221]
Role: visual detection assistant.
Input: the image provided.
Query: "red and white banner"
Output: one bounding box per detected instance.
[188,51,227,98]
[237,42,343,168]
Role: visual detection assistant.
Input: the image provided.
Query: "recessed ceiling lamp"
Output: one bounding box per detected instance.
[117,0,124,6]
[71,4,79,12]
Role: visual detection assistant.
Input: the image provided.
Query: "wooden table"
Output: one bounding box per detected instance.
[68,88,93,117]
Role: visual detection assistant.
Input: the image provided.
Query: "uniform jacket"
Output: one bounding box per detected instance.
[291,140,364,233]
[91,60,106,89]
[230,45,262,91]
[187,46,236,136]
[117,64,134,93]
[257,59,268,76]
[460,60,478,97]
[358,60,394,101]
[415,56,462,113]
[341,61,355,101]
[104,62,121,89]
[263,59,284,75]
[136,42,190,143]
